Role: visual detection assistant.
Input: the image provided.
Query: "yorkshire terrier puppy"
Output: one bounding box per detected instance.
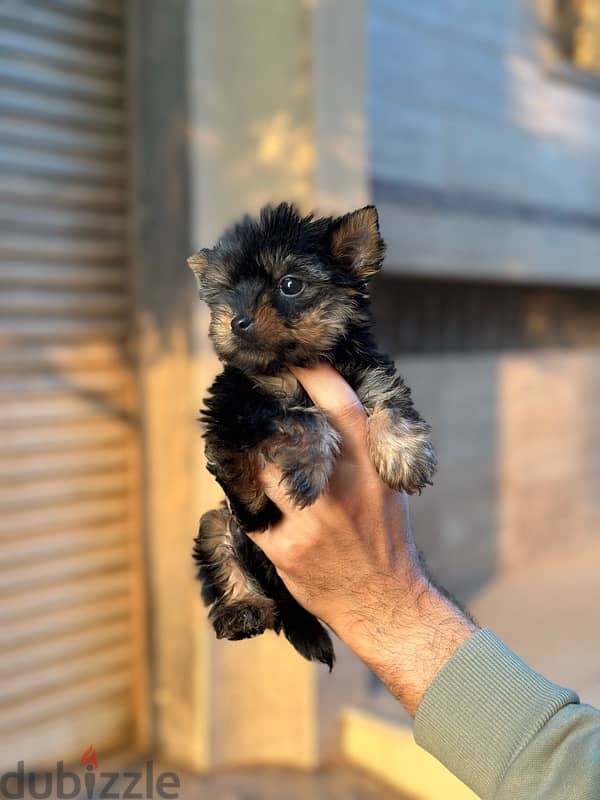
[189,203,436,668]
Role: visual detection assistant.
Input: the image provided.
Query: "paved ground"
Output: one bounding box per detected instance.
[172,767,413,800]
[62,765,412,800]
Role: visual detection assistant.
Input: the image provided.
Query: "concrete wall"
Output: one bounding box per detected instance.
[368,0,600,285]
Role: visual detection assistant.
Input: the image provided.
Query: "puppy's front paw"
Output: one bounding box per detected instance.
[267,413,341,508]
[367,408,436,494]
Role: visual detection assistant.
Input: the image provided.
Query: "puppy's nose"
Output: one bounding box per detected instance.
[231,315,254,334]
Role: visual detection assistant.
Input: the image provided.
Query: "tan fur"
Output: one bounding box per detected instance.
[252,370,300,400]
[367,408,435,495]
[200,505,276,616]
[329,206,384,280]
[209,304,235,352]
[357,365,400,407]
[235,451,269,513]
[205,442,268,515]
[187,250,208,282]
[254,298,291,341]
[294,303,355,350]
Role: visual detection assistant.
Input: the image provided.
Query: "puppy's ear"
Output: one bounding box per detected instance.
[187,249,211,292]
[328,205,385,281]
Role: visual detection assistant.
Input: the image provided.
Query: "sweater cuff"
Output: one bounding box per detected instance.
[413,628,579,799]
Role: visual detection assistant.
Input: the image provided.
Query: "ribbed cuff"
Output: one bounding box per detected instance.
[414,629,579,799]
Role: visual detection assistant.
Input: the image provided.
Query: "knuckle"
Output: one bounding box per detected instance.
[336,399,365,427]
[276,535,301,570]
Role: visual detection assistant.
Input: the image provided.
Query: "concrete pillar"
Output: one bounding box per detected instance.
[131,0,363,771]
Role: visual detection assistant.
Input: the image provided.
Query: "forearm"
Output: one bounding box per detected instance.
[335,572,477,716]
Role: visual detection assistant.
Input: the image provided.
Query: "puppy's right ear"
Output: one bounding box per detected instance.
[187,249,210,292]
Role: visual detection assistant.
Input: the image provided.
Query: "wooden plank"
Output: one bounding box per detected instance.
[0,370,127,396]
[0,26,123,77]
[0,472,131,512]
[0,234,125,264]
[0,174,124,210]
[0,446,129,484]
[0,262,125,289]
[0,53,123,103]
[0,595,129,650]
[0,2,123,48]
[0,203,125,237]
[0,665,132,731]
[0,340,128,371]
[0,139,125,181]
[34,0,124,24]
[0,85,123,131]
[0,644,131,705]
[0,520,127,567]
[1,619,131,676]
[0,693,131,772]
[0,496,128,539]
[0,114,124,158]
[0,418,130,455]
[0,571,131,624]
[0,392,131,425]
[0,317,128,343]
[0,543,130,594]
[0,287,129,317]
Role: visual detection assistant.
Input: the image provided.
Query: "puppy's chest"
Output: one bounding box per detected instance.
[251,371,306,408]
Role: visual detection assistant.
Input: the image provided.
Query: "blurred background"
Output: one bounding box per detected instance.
[1,1,599,798]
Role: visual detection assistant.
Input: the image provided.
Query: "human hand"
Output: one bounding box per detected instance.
[248,364,476,715]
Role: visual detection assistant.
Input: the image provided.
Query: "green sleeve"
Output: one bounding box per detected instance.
[414,628,600,799]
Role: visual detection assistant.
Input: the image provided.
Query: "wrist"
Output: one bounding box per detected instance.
[337,574,477,716]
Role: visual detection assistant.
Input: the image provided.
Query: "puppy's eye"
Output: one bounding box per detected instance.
[279,275,304,297]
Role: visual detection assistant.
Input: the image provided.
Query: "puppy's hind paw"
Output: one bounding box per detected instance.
[210,600,277,641]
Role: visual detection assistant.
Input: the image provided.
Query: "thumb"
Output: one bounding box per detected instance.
[259,461,297,517]
[246,523,279,562]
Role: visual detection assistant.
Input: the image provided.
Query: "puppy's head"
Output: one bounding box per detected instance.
[188,203,385,373]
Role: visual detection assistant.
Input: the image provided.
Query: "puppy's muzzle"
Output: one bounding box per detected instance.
[231,315,254,335]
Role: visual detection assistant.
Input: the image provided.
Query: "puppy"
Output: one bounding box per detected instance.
[189,203,436,668]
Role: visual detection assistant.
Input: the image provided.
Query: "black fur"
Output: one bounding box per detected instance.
[189,203,436,667]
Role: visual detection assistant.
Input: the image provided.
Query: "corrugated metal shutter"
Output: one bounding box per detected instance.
[0,0,147,770]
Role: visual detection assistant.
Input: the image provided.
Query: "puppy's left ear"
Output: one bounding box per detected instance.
[328,205,386,281]
[187,249,210,291]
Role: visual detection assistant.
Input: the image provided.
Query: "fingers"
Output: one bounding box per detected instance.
[291,364,368,461]
[259,461,296,517]
[246,462,288,558]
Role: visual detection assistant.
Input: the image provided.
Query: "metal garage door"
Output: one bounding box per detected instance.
[0,0,147,770]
